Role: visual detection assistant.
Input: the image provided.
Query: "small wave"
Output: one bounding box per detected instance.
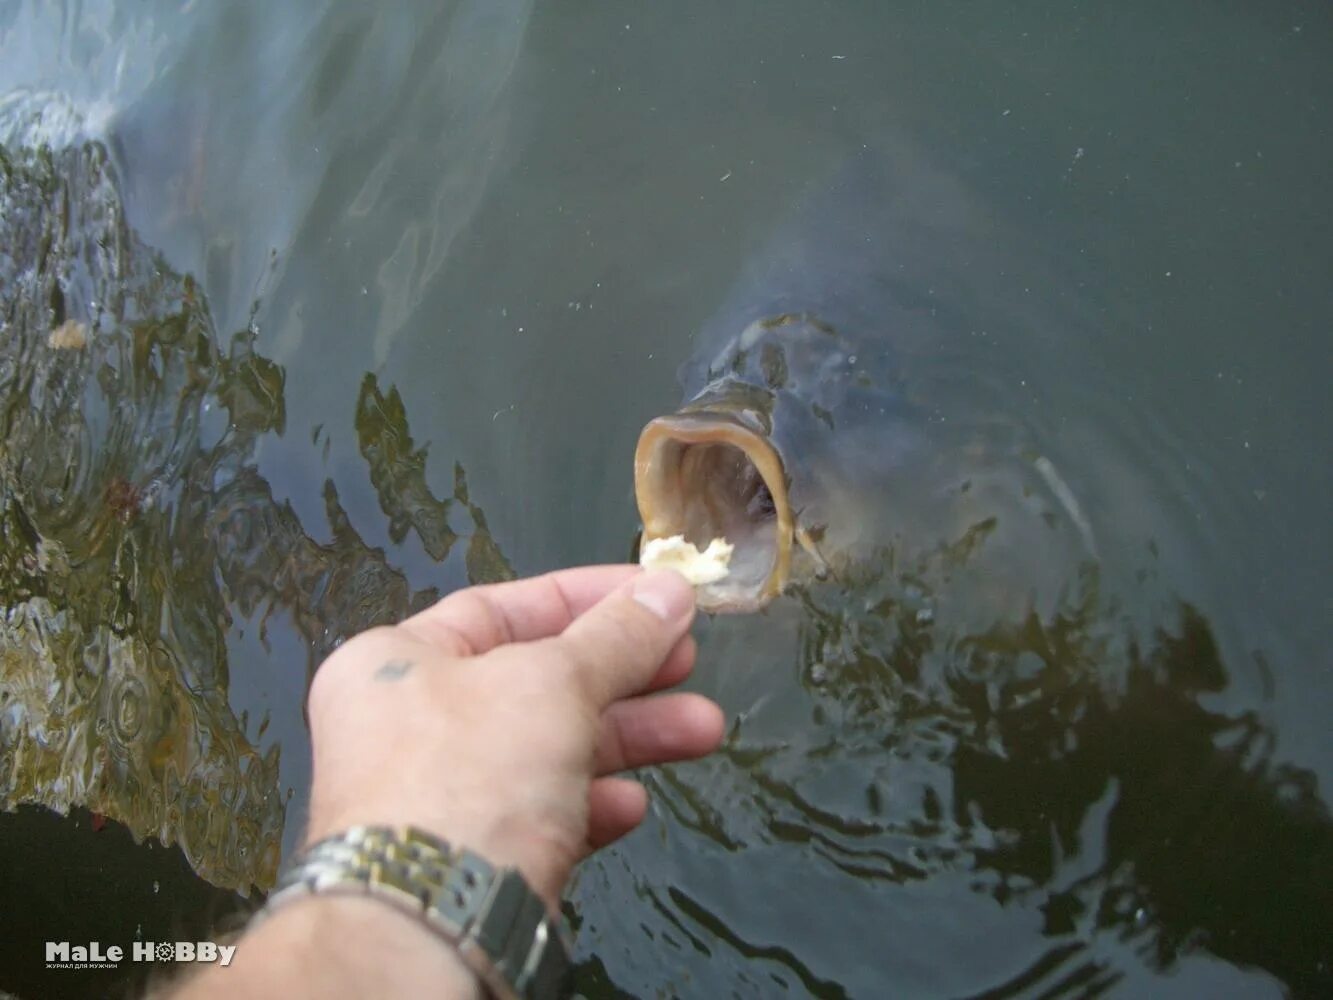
[0,88,114,149]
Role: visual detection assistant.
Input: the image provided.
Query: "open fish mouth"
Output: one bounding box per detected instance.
[635,411,794,612]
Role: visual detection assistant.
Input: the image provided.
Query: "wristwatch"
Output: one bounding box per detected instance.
[264,825,572,1000]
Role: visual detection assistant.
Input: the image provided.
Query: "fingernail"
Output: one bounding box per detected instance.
[632,569,695,622]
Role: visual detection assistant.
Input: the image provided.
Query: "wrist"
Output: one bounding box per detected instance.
[269,895,483,997]
[263,825,573,999]
[181,894,481,999]
[306,802,574,912]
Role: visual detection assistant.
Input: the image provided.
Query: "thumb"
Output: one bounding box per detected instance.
[553,569,697,709]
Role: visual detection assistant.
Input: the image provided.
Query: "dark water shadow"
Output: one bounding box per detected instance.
[573,543,1331,997]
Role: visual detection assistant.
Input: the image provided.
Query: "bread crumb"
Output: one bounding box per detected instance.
[48,319,88,350]
[640,534,733,585]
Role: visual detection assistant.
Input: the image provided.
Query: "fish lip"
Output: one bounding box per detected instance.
[634,411,793,613]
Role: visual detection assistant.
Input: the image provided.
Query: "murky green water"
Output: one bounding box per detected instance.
[2,1,1329,996]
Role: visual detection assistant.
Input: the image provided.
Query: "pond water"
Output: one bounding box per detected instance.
[1,1,1329,996]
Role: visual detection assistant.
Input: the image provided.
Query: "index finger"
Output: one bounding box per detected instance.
[399,564,643,656]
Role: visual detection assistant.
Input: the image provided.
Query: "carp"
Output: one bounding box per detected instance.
[635,148,1094,612]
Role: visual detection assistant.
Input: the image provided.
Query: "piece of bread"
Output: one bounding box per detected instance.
[639,535,734,585]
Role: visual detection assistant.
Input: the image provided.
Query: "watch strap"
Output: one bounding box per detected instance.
[264,825,572,1000]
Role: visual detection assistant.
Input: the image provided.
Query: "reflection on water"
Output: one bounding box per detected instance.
[0,139,511,893]
[356,374,515,584]
[575,540,1330,996]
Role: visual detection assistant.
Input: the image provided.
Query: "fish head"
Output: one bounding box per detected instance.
[636,313,912,613]
[635,379,796,613]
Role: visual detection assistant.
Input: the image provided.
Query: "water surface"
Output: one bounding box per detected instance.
[1,1,1329,996]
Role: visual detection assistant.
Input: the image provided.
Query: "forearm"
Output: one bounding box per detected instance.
[170,895,481,1000]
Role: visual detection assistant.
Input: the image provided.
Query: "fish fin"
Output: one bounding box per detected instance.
[1034,455,1097,558]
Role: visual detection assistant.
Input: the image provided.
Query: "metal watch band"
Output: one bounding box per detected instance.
[264,825,572,1000]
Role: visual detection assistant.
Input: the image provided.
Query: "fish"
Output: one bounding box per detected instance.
[635,147,1095,613]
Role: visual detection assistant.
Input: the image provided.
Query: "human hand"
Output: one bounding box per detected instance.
[303,565,725,909]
